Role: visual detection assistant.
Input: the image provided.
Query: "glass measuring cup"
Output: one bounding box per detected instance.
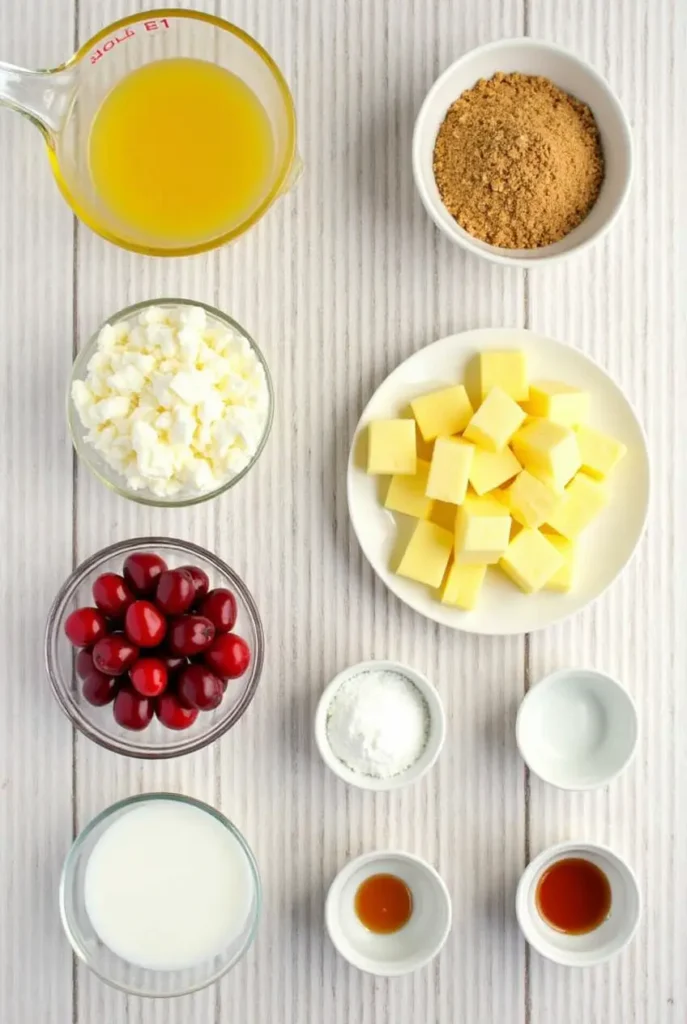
[0,9,299,256]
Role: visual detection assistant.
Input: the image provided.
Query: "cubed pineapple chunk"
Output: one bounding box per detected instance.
[511,419,581,491]
[524,380,590,426]
[543,534,576,592]
[396,520,453,588]
[463,387,526,453]
[469,447,521,496]
[546,472,608,539]
[479,351,528,401]
[507,470,562,529]
[367,419,416,475]
[426,437,474,504]
[499,528,565,593]
[410,385,473,442]
[455,494,512,565]
[441,562,487,610]
[576,424,627,480]
[385,460,434,519]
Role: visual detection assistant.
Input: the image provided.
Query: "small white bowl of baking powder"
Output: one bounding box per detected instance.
[314,660,446,791]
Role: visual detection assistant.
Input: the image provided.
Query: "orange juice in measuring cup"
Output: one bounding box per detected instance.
[0,10,299,255]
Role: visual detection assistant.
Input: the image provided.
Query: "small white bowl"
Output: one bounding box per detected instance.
[516,668,638,791]
[325,850,452,976]
[412,38,633,266]
[314,660,446,791]
[516,841,641,966]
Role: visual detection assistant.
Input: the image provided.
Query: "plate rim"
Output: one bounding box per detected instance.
[346,327,650,636]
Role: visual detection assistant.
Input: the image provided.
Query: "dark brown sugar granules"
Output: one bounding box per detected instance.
[432,72,604,249]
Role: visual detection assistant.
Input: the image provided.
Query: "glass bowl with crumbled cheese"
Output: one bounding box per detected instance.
[314,660,446,791]
[69,300,273,507]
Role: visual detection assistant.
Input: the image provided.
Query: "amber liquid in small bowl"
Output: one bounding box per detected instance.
[536,857,611,935]
[354,873,413,935]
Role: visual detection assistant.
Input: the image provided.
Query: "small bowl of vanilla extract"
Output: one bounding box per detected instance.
[516,840,641,966]
[325,850,451,976]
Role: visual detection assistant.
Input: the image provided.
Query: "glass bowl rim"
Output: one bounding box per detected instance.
[59,791,262,997]
[68,298,275,508]
[45,536,264,759]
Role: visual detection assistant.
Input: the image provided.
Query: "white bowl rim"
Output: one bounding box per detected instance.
[515,667,639,791]
[314,659,446,791]
[412,36,633,267]
[324,848,452,976]
[515,839,641,966]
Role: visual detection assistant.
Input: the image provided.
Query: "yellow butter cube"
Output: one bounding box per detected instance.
[385,460,434,519]
[367,419,416,475]
[507,470,562,529]
[430,500,458,532]
[469,446,522,496]
[426,437,474,504]
[396,520,453,588]
[455,493,512,565]
[576,424,627,480]
[524,380,590,426]
[463,387,526,453]
[480,351,528,401]
[544,534,575,592]
[511,419,581,491]
[499,528,565,594]
[546,472,608,540]
[410,385,473,442]
[441,562,487,610]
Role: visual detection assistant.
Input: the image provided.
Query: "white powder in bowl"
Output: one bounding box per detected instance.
[325,668,430,779]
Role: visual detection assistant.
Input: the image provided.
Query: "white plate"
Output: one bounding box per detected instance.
[346,328,649,635]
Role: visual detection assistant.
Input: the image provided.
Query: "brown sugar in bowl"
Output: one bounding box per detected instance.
[413,38,632,267]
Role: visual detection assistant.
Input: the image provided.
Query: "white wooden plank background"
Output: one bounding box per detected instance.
[0,1,684,1022]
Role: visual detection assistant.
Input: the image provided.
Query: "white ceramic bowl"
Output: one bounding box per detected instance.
[516,841,641,966]
[314,660,446,791]
[412,38,632,266]
[516,668,638,790]
[325,850,452,976]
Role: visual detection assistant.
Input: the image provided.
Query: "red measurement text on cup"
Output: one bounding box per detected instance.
[90,18,170,65]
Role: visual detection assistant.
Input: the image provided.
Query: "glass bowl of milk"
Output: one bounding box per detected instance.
[60,793,261,996]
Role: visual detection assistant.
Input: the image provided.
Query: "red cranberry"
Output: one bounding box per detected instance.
[204,633,251,679]
[129,657,168,698]
[156,692,199,730]
[64,607,107,649]
[155,569,195,616]
[198,588,238,633]
[113,687,154,730]
[82,673,119,707]
[177,664,224,710]
[92,635,139,676]
[179,565,210,601]
[168,615,216,656]
[123,552,167,596]
[92,572,134,618]
[125,600,167,648]
[75,649,95,681]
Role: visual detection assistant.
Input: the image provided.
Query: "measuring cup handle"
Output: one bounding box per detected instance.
[0,62,75,136]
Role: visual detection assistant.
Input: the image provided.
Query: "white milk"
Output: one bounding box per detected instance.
[84,800,255,971]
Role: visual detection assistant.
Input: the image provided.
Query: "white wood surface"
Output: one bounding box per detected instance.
[0,1,684,1021]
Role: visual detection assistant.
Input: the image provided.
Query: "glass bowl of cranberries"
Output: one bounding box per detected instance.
[45,537,263,758]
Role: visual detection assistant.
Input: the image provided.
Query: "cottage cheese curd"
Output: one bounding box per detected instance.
[71,305,270,498]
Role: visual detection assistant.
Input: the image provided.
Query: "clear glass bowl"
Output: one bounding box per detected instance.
[68,299,274,507]
[60,793,262,996]
[45,537,264,758]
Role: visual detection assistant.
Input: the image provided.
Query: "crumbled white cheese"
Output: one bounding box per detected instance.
[72,304,270,498]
